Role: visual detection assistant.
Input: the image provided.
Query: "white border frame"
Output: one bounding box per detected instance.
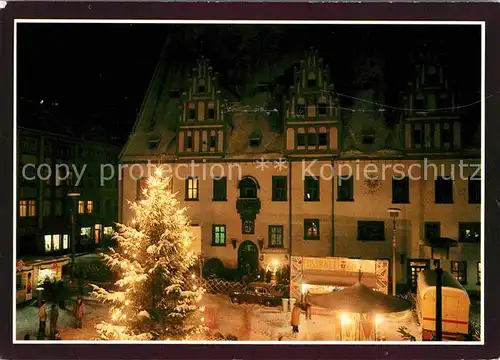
[13,19,485,345]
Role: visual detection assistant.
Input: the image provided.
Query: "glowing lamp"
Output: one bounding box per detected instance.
[155,168,162,176]
[375,314,383,325]
[340,313,351,326]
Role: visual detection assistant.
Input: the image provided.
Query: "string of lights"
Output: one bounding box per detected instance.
[321,88,497,112]
[221,88,498,114]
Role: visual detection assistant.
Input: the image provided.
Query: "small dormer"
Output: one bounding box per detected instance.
[147,137,160,150]
[361,130,375,145]
[249,130,262,147]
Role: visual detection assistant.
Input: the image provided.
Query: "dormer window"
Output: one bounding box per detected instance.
[208,102,215,120]
[209,134,217,149]
[427,93,436,111]
[297,98,306,116]
[307,72,316,88]
[414,93,425,113]
[249,130,261,147]
[148,138,160,150]
[186,135,193,150]
[318,133,328,146]
[362,134,375,145]
[318,97,327,116]
[188,103,196,121]
[249,138,261,147]
[198,79,206,93]
[438,93,449,110]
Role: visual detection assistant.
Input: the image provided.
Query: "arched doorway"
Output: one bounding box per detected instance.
[238,240,259,275]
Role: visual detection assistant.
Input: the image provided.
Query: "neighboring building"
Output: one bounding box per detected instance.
[120,49,481,295]
[16,126,120,303]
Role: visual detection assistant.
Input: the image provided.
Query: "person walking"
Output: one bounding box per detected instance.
[38,300,47,339]
[291,302,301,334]
[49,303,59,339]
[75,297,85,328]
[304,290,312,320]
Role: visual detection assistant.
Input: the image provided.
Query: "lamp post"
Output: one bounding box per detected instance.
[67,191,80,280]
[387,207,401,296]
[434,259,443,341]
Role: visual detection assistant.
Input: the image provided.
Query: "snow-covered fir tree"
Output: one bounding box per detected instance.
[91,167,205,340]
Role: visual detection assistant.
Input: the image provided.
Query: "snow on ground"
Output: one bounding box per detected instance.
[16,301,108,340]
[17,294,462,342]
[200,294,422,341]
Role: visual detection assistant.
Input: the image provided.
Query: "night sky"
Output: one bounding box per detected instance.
[16,23,481,144]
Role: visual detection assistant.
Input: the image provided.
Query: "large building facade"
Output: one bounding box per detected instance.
[120,50,481,294]
[16,127,120,302]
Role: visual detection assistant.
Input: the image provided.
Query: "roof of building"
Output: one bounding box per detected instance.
[226,112,284,159]
[121,50,480,163]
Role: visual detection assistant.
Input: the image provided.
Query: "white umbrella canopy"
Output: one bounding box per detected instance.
[309,282,412,314]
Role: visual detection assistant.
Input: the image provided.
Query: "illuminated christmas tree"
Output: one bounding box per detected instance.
[91,167,205,340]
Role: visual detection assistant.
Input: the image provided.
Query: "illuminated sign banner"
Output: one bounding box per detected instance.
[302,257,376,274]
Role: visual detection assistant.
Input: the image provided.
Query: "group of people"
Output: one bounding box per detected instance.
[35,297,85,340]
[290,290,313,334]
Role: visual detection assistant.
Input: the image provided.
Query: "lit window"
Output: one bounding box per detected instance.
[53,234,61,251]
[81,227,91,240]
[212,225,226,246]
[186,177,199,200]
[87,200,93,213]
[27,200,36,217]
[78,201,85,214]
[304,219,320,240]
[62,235,69,249]
[269,225,284,248]
[44,235,52,252]
[451,261,467,285]
[19,200,27,217]
[104,226,114,235]
[94,224,101,243]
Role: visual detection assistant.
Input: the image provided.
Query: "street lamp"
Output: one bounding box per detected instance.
[67,190,80,280]
[387,207,401,296]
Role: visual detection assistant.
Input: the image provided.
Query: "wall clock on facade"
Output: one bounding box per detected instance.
[363,178,382,194]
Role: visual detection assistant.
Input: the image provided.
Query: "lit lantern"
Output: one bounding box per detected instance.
[340,313,352,326]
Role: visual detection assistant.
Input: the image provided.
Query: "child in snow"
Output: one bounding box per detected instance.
[49,303,59,339]
[75,297,85,328]
[38,300,47,339]
[304,291,312,320]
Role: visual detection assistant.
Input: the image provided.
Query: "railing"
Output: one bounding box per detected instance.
[201,278,245,295]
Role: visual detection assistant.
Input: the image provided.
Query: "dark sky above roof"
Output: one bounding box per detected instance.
[16,23,481,143]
